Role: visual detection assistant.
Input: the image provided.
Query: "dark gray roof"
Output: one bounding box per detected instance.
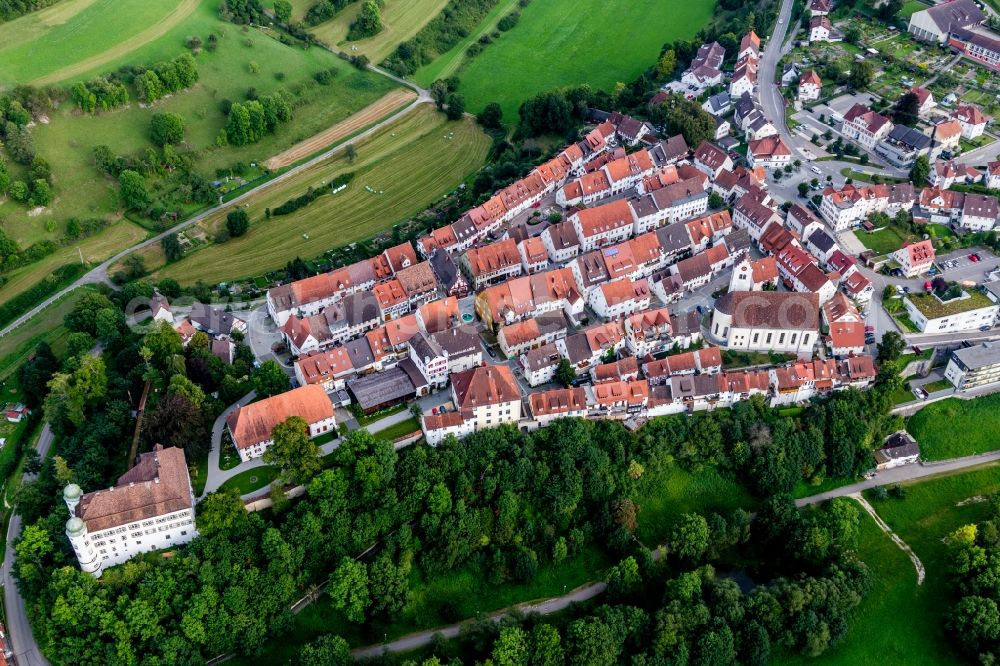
[655,222,693,254]
[649,135,689,166]
[408,331,443,361]
[705,92,731,114]
[923,0,983,33]
[884,125,931,151]
[879,431,920,460]
[670,310,701,337]
[808,228,837,253]
[523,342,562,370]
[952,341,1000,371]
[347,366,417,410]
[189,304,244,336]
[562,334,594,365]
[345,337,376,368]
[431,324,481,356]
[725,228,752,256]
[429,249,463,291]
[629,195,659,220]
[342,291,382,327]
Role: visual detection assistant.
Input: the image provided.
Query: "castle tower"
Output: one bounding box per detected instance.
[63,483,81,514]
[65,517,101,576]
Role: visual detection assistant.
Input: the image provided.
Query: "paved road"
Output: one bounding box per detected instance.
[352,581,608,659]
[797,450,1000,507]
[0,71,431,341]
[758,0,799,159]
[2,424,54,666]
[203,390,449,498]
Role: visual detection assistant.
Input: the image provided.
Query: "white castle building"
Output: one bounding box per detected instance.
[64,445,198,577]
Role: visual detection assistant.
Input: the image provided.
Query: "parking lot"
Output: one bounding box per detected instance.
[933,247,1000,283]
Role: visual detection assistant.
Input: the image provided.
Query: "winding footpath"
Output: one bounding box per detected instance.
[851,492,925,585]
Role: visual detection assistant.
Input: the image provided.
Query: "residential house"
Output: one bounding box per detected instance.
[541,221,581,263]
[890,240,935,277]
[294,347,356,392]
[571,199,636,252]
[960,193,999,230]
[809,16,841,42]
[681,42,726,90]
[932,119,962,154]
[904,288,999,333]
[226,385,336,462]
[953,104,988,139]
[693,141,734,180]
[150,294,172,323]
[911,86,935,116]
[822,292,866,357]
[944,341,1000,391]
[497,312,568,357]
[798,70,822,101]
[590,278,651,320]
[809,0,832,16]
[527,388,589,428]
[732,190,781,240]
[875,125,932,168]
[623,307,673,356]
[520,343,564,387]
[428,248,469,298]
[986,161,1000,189]
[518,236,549,275]
[417,296,460,335]
[842,104,893,150]
[450,365,522,432]
[189,304,247,338]
[702,92,732,117]
[805,228,839,263]
[747,135,792,169]
[461,239,522,290]
[875,432,920,469]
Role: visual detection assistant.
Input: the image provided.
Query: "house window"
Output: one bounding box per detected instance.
[779,333,786,344]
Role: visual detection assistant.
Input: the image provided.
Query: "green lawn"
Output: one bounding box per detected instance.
[632,466,756,545]
[413,0,523,87]
[356,403,408,426]
[908,395,1000,460]
[0,0,198,84]
[216,465,280,495]
[897,0,929,19]
[306,0,450,62]
[922,379,953,394]
[141,106,489,285]
[372,417,422,441]
[449,0,716,117]
[858,225,909,255]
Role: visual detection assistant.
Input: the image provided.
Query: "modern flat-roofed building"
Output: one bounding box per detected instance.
[945,342,1000,391]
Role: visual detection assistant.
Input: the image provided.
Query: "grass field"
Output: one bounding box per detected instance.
[0,287,93,380]
[633,465,755,545]
[1,1,399,240]
[131,106,489,285]
[0,220,147,308]
[907,395,1000,460]
[444,0,716,117]
[306,0,450,62]
[897,0,930,19]
[0,0,199,84]
[785,464,1000,665]
[413,0,522,87]
[216,465,280,495]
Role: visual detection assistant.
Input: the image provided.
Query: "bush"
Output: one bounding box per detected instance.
[497,10,519,31]
[150,112,185,146]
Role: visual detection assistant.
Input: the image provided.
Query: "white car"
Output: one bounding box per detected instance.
[778,18,784,23]
[810,166,821,174]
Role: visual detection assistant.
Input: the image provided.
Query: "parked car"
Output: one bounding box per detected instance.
[486,345,497,358]
[865,325,875,332]
[970,253,980,262]
[981,325,992,332]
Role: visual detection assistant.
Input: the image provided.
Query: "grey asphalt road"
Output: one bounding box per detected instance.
[2,424,54,666]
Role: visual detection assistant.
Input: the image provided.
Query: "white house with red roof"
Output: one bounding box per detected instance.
[590,278,652,320]
[747,136,792,169]
[798,70,822,101]
[842,104,893,150]
[809,16,841,42]
[985,161,1000,190]
[890,240,935,277]
[911,86,935,116]
[693,141,733,180]
[953,104,988,139]
[822,293,865,357]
